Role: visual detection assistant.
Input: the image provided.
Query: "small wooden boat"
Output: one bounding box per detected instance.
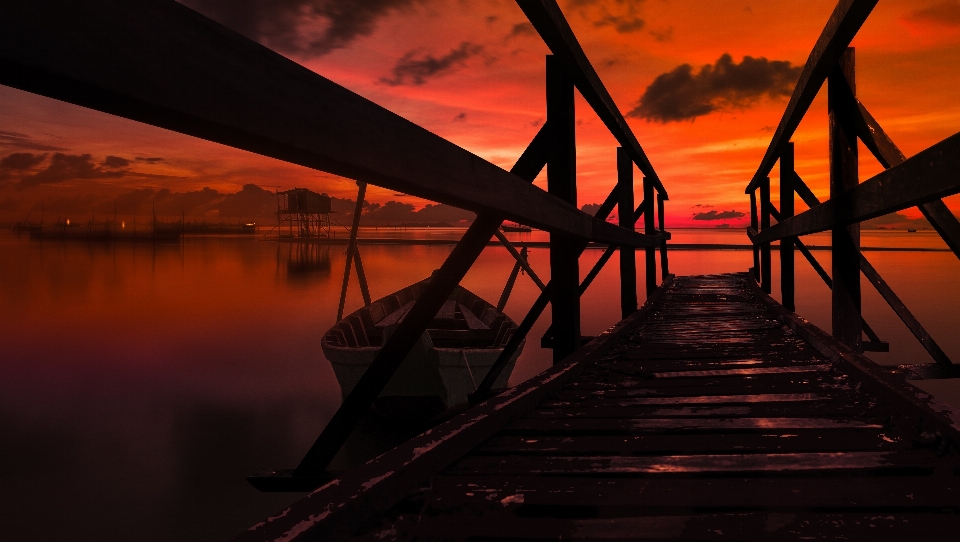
[501,222,532,233]
[321,278,523,419]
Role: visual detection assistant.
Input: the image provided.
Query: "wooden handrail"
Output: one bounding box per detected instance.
[0,0,655,247]
[745,0,878,192]
[517,0,666,197]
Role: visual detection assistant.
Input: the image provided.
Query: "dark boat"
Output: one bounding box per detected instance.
[321,278,523,419]
[500,222,532,233]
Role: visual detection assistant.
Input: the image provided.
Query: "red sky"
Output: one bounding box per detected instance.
[2,0,960,227]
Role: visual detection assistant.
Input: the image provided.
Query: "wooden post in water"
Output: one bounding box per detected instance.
[546,54,580,363]
[617,147,637,319]
[760,176,771,294]
[643,176,656,295]
[829,48,861,350]
[657,192,669,279]
[780,142,796,311]
[750,190,760,282]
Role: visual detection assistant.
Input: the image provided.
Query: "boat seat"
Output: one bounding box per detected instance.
[458,303,489,330]
[381,295,401,315]
[338,322,359,347]
[376,300,415,328]
[358,310,382,345]
[347,315,369,347]
[367,302,386,324]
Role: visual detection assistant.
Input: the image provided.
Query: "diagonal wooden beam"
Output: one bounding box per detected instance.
[846,84,960,260]
[746,0,878,192]
[516,0,665,197]
[0,0,655,247]
[859,254,953,366]
[754,131,960,243]
[292,125,551,478]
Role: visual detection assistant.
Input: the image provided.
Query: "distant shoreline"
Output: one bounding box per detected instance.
[273,237,952,252]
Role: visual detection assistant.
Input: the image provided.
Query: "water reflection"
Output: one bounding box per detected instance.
[1,229,958,540]
[281,241,332,284]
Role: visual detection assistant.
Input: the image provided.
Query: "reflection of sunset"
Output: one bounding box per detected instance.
[3,1,960,228]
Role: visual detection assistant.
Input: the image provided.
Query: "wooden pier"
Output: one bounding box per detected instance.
[232,273,960,540]
[6,0,960,539]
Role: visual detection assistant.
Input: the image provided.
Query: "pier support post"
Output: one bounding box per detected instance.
[750,190,760,282]
[618,147,637,319]
[760,177,772,294]
[643,177,656,295]
[780,142,796,311]
[546,54,580,362]
[658,192,669,279]
[829,47,861,350]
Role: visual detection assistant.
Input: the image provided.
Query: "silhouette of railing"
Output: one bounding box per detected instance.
[744,0,960,371]
[0,0,672,485]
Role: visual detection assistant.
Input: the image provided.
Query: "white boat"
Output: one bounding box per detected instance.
[321,278,523,418]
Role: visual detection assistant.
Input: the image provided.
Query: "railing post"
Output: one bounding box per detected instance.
[750,189,760,282]
[546,54,580,362]
[657,192,669,279]
[617,147,637,319]
[643,177,656,295]
[780,143,796,311]
[829,47,861,350]
[760,177,772,294]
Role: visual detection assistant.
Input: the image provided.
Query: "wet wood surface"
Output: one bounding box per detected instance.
[341,274,960,540]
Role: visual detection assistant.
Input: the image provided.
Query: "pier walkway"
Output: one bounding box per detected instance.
[236,273,960,540]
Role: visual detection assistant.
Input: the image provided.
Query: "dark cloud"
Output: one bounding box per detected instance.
[135,157,165,164]
[453,112,467,122]
[907,1,960,26]
[380,42,484,86]
[0,130,68,152]
[649,26,673,42]
[180,0,424,58]
[692,209,746,220]
[594,13,644,33]
[16,153,128,189]
[360,200,474,225]
[507,22,536,40]
[217,183,276,219]
[629,54,802,123]
[102,156,131,168]
[1,153,47,172]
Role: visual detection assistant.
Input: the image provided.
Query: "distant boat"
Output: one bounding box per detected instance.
[321,278,522,419]
[501,222,532,233]
[907,228,917,233]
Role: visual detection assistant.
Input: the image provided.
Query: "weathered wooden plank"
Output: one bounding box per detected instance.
[505,417,884,434]
[658,192,670,278]
[391,512,960,541]
[516,0,665,195]
[428,475,960,510]
[0,0,656,247]
[746,0,879,191]
[474,432,907,455]
[760,177,772,294]
[447,451,927,476]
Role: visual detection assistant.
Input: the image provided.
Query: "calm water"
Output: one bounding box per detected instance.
[1,228,957,540]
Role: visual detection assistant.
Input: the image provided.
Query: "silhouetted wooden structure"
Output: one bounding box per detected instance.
[3,0,960,539]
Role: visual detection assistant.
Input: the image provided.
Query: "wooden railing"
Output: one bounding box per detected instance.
[745,0,960,369]
[0,0,671,483]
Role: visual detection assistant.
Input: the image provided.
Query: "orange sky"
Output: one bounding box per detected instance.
[2,0,960,227]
